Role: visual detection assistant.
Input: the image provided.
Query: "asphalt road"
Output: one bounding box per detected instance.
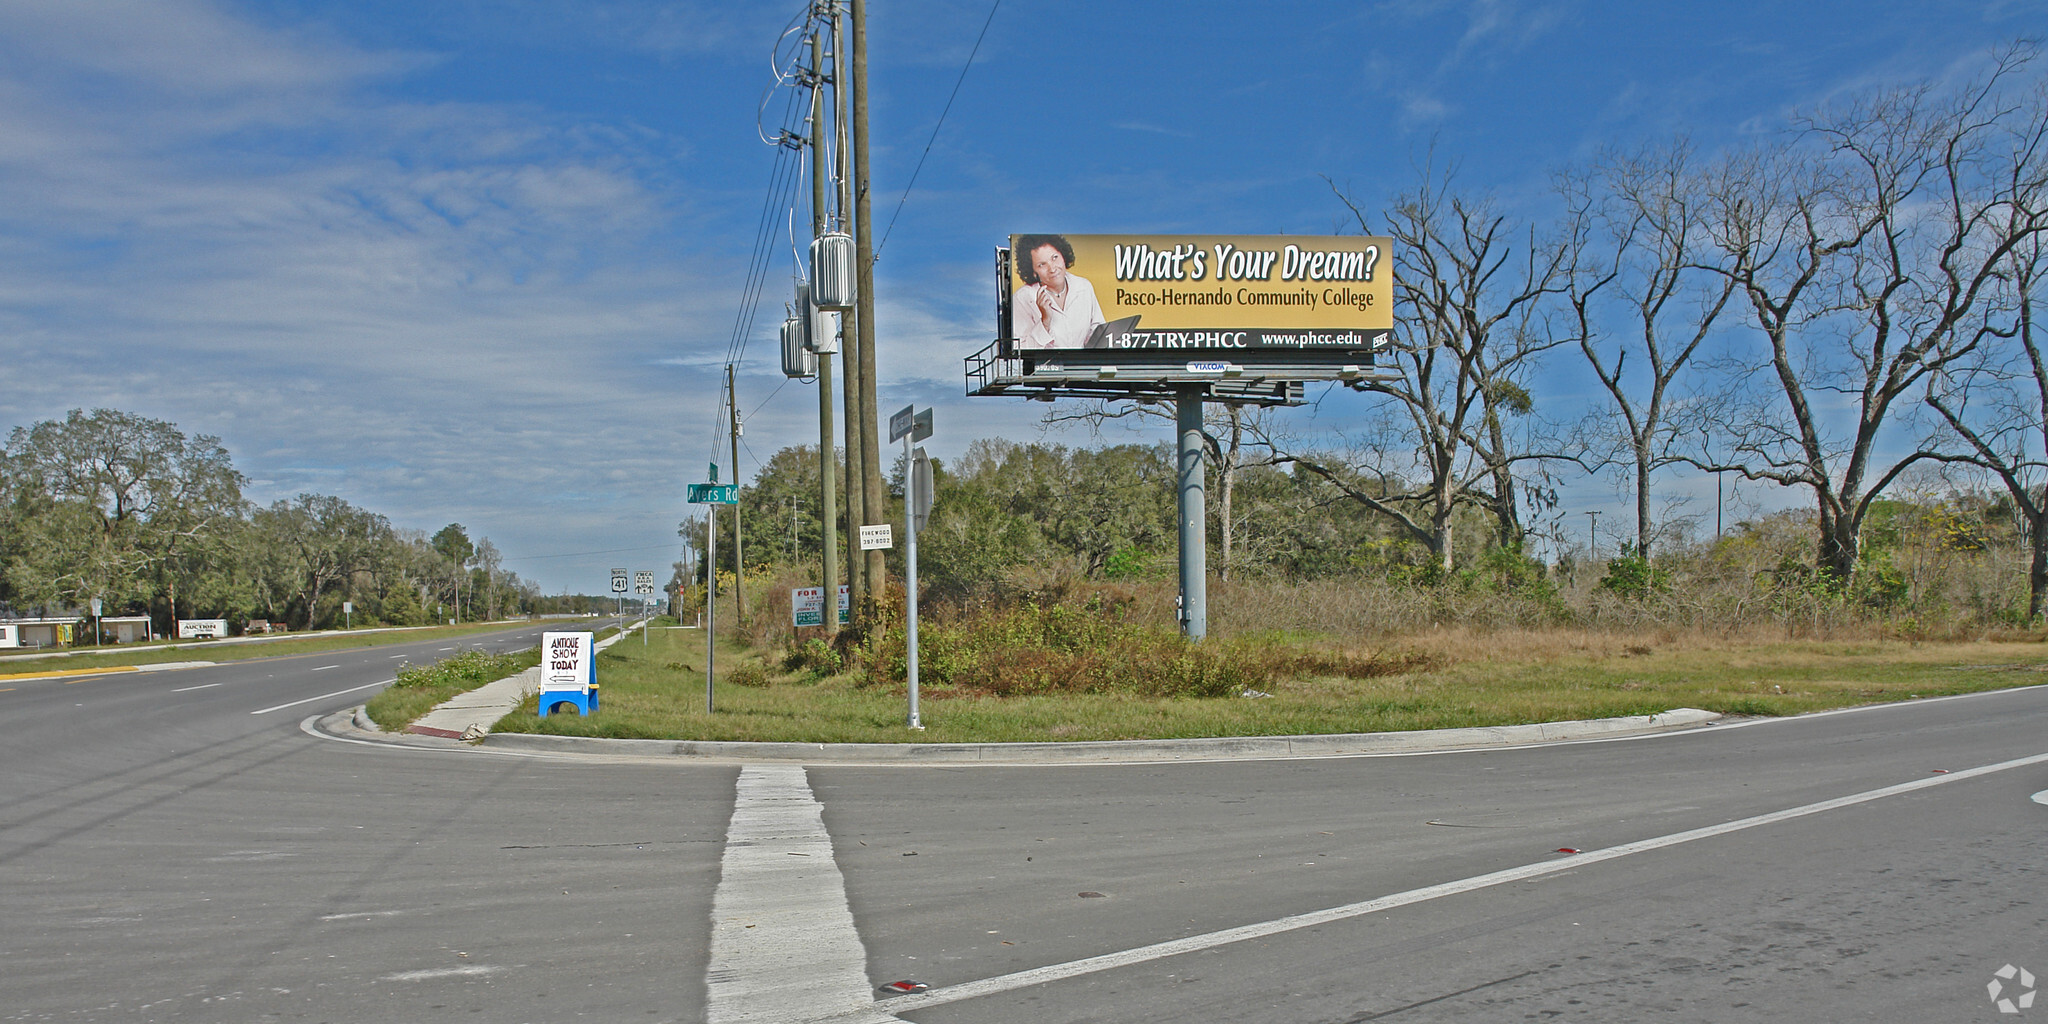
[2,629,2043,1023]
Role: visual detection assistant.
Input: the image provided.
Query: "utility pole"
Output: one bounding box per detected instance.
[849,0,886,619]
[832,4,868,615]
[809,27,840,623]
[727,364,746,618]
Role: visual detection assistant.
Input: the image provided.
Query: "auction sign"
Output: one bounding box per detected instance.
[1002,233,1391,357]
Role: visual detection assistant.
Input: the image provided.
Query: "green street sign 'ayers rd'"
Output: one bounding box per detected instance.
[688,483,737,504]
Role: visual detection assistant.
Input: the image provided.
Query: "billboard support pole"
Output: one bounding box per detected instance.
[1176,388,1208,640]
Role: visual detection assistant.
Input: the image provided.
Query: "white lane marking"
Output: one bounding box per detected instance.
[312,664,339,672]
[2033,789,2048,806]
[438,647,455,651]
[320,910,406,921]
[388,654,407,659]
[250,680,392,715]
[707,765,903,1024]
[380,965,504,982]
[172,683,223,693]
[887,748,2048,1014]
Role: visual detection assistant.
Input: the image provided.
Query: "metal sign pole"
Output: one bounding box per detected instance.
[706,503,717,713]
[904,429,921,730]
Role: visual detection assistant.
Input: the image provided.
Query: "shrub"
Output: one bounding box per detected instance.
[1599,544,1671,598]
[390,649,525,691]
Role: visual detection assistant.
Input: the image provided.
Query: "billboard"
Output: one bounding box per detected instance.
[1002,233,1391,356]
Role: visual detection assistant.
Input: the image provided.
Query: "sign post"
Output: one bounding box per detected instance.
[611,566,628,637]
[634,571,655,645]
[889,404,934,730]
[689,481,738,712]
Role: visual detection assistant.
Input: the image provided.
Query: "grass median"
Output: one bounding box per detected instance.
[473,619,2048,744]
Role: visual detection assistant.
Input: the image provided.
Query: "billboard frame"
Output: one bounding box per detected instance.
[969,234,1405,641]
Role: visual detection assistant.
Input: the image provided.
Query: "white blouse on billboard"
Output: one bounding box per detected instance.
[1015,273,1105,350]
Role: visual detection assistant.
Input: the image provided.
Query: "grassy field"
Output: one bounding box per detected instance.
[475,619,2048,743]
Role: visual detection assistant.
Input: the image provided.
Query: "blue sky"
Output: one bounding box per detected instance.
[1,0,2040,593]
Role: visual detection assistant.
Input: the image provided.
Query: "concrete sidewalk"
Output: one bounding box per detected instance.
[402,624,639,740]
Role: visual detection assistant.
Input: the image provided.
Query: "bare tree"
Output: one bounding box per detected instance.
[1290,169,1572,572]
[1561,140,1739,558]
[1926,222,2048,618]
[1696,49,2048,585]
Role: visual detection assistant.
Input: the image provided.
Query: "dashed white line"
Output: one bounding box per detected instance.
[2033,789,2048,806]
[312,664,339,672]
[172,683,223,692]
[380,966,503,982]
[250,680,392,715]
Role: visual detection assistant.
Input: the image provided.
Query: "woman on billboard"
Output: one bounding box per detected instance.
[1014,234,1106,350]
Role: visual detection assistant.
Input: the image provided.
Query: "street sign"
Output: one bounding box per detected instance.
[688,483,737,504]
[634,571,655,595]
[89,597,102,616]
[610,568,628,594]
[912,407,933,443]
[859,524,894,550]
[889,404,914,442]
[911,447,934,531]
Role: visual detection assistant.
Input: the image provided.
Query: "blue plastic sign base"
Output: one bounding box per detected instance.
[539,685,600,717]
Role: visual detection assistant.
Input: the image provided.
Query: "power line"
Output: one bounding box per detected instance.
[500,543,682,563]
[875,0,1002,258]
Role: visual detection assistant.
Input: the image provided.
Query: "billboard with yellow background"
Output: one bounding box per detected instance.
[1005,233,1392,356]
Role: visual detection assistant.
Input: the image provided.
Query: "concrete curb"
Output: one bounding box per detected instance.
[333,701,1722,765]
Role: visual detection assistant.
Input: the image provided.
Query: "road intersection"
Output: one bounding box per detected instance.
[3,623,2042,1022]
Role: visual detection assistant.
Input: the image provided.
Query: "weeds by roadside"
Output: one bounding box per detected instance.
[363,647,539,731]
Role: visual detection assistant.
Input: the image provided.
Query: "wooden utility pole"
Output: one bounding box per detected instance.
[727,363,746,618]
[809,29,839,622]
[835,6,869,613]
[849,0,886,616]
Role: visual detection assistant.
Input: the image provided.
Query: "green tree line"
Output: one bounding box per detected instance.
[699,432,2038,629]
[0,408,565,637]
